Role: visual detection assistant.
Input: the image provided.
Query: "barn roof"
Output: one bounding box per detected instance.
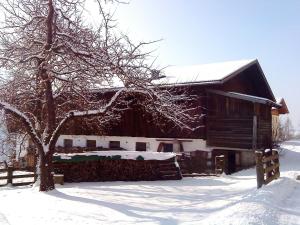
[93,59,276,101]
[158,59,276,101]
[160,59,257,85]
[276,97,290,114]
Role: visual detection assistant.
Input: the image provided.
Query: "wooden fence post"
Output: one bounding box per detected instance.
[7,166,13,185]
[255,151,264,189]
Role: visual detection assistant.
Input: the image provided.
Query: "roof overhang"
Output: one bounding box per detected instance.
[208,89,281,108]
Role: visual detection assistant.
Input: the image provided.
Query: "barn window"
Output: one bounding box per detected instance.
[64,139,73,148]
[163,143,173,152]
[109,141,120,149]
[86,140,96,148]
[136,142,147,151]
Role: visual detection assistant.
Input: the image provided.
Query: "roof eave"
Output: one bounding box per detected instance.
[208,89,280,107]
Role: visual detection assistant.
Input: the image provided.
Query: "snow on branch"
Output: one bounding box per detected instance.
[0,0,201,160]
[0,102,42,148]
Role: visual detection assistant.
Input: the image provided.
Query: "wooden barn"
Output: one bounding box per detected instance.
[57,59,283,174]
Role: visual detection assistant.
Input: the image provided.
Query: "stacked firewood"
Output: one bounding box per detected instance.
[54,159,171,182]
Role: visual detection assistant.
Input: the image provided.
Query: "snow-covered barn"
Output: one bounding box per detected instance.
[56,59,284,174]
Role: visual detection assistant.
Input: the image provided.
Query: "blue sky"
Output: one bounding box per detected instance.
[108,0,300,129]
[82,0,300,129]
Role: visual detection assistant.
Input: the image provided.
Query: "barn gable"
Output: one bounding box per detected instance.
[161,59,275,101]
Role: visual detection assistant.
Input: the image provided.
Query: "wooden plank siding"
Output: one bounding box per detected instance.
[207,116,253,149]
[206,93,272,150]
[257,116,272,149]
[61,86,208,139]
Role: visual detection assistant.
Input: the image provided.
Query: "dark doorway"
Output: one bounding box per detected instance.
[227,151,236,174]
[163,144,173,152]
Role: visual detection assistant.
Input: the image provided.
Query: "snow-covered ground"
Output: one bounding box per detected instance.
[0,140,300,225]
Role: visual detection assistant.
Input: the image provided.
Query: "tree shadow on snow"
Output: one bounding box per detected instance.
[60,177,233,189]
[46,190,180,225]
[45,182,255,225]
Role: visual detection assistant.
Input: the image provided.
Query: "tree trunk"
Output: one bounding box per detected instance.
[39,154,55,191]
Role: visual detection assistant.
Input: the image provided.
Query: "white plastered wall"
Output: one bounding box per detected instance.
[56,135,210,152]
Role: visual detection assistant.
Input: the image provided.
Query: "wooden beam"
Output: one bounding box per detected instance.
[255,151,264,189]
[155,139,193,142]
[252,115,257,150]
[264,172,280,185]
[264,163,280,174]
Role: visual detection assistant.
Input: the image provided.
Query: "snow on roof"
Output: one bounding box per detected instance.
[276,97,283,104]
[158,59,257,85]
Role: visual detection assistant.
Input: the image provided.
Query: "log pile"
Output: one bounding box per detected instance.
[53,158,181,182]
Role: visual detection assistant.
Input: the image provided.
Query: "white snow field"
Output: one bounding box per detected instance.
[0,140,300,225]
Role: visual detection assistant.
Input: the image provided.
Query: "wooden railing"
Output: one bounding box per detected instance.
[255,150,280,189]
[0,167,37,187]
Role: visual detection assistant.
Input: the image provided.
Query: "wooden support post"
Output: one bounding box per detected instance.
[273,150,280,179]
[7,166,13,185]
[215,155,225,175]
[252,115,257,150]
[255,151,264,189]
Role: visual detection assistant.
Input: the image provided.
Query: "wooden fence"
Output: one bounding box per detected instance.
[177,151,214,176]
[0,167,36,187]
[255,150,280,189]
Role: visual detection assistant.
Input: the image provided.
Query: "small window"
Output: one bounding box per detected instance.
[64,139,73,148]
[86,140,96,148]
[136,142,147,151]
[163,143,173,152]
[109,141,120,149]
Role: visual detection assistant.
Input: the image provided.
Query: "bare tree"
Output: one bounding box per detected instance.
[0,0,199,191]
[277,117,294,143]
[283,117,295,140]
[0,112,17,167]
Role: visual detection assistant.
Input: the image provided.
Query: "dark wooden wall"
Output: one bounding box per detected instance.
[257,105,272,149]
[62,86,208,139]
[206,94,254,149]
[206,93,272,149]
